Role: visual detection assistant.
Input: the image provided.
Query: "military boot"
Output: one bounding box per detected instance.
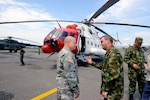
[129,94,133,100]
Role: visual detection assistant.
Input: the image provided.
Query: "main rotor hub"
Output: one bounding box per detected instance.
[82,19,94,25]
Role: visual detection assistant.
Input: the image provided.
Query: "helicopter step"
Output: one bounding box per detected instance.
[76,52,87,62]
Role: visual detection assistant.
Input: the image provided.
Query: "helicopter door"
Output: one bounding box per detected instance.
[80,36,85,52]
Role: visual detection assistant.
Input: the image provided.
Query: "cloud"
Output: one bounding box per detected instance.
[94,0,149,23]
[0,0,57,44]
[93,0,150,46]
[0,0,53,22]
[135,31,150,45]
[0,0,28,6]
[135,31,150,36]
[0,0,150,47]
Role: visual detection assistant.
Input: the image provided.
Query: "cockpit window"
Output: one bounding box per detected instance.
[52,30,62,38]
[59,31,68,40]
[48,30,55,37]
[5,39,18,43]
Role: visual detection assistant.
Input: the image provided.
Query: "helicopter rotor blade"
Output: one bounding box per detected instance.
[0,0,119,25]
[7,36,41,45]
[89,0,119,22]
[94,22,150,28]
[0,20,81,24]
[91,24,117,42]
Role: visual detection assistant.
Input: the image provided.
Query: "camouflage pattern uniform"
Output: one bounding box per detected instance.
[20,48,25,65]
[92,46,124,100]
[56,48,80,100]
[124,42,146,95]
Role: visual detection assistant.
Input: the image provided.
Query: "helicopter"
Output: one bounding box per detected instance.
[0,0,150,61]
[0,36,42,53]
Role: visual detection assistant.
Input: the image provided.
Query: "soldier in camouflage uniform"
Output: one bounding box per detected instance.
[86,35,124,100]
[124,37,147,100]
[56,36,80,100]
[20,48,25,66]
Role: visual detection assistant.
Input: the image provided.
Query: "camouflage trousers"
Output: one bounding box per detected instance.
[20,55,24,65]
[57,89,74,100]
[106,87,124,100]
[128,70,146,94]
[101,77,124,100]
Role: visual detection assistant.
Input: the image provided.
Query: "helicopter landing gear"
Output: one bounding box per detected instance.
[9,50,12,52]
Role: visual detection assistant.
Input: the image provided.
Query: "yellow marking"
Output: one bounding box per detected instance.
[31,87,57,100]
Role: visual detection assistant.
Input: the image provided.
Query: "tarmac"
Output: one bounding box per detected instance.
[0,48,148,100]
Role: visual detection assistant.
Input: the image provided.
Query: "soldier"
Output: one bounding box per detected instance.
[20,48,25,66]
[56,36,80,100]
[38,47,41,55]
[141,48,150,100]
[124,37,147,100]
[86,35,124,100]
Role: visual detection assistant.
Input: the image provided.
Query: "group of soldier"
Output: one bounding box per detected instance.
[56,35,149,100]
[18,35,148,100]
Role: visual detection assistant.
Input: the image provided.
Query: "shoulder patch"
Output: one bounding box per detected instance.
[68,58,74,64]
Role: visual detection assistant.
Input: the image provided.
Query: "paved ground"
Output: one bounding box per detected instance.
[0,49,147,100]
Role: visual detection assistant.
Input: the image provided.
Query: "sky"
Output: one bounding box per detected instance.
[0,0,150,47]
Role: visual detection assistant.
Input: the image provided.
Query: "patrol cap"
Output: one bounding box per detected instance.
[135,37,143,43]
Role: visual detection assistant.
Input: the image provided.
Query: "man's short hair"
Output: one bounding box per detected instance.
[100,35,113,43]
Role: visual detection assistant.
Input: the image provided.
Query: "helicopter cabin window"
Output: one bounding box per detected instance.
[91,42,93,46]
[89,28,92,34]
[59,31,68,40]
[95,44,97,47]
[70,32,75,37]
[87,41,89,45]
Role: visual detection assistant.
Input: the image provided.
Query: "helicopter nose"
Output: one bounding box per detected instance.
[42,44,53,53]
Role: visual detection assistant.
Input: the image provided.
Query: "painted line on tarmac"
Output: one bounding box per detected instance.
[31,87,57,100]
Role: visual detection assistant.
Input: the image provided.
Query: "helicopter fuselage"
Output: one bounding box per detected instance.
[0,39,25,52]
[42,23,106,62]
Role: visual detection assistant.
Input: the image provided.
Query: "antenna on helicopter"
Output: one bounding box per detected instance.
[116,32,121,44]
[56,20,62,28]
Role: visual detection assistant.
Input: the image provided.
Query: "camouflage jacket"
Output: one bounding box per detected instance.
[56,48,80,94]
[92,46,124,92]
[124,45,146,72]
[20,49,25,55]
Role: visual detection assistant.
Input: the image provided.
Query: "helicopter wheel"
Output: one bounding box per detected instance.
[14,49,17,52]
[9,50,12,52]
